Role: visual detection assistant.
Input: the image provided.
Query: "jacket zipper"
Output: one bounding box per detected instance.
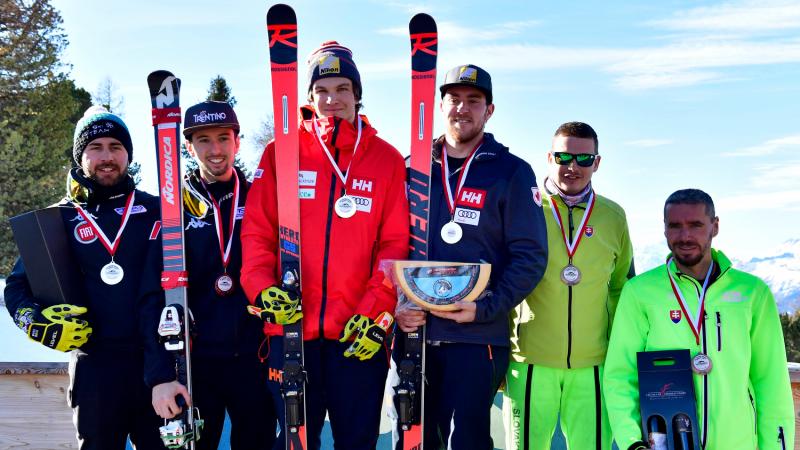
[701,304,709,448]
[748,390,756,434]
[566,205,575,369]
[778,426,786,450]
[318,124,341,340]
[716,311,722,352]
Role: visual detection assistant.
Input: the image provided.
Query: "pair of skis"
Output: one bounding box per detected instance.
[148,71,203,449]
[270,5,438,450]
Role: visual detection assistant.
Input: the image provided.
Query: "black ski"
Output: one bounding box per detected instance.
[395,13,437,450]
[148,70,203,449]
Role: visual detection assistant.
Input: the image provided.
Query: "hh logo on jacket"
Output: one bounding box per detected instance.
[351,177,374,193]
[457,187,486,209]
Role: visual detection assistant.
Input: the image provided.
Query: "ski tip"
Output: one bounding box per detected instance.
[267,3,297,25]
[409,12,436,33]
[146,70,181,108]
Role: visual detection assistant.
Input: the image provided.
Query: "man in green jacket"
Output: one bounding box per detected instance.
[604,189,794,450]
[504,122,634,450]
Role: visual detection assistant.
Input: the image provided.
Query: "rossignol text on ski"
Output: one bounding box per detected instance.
[394,12,437,450]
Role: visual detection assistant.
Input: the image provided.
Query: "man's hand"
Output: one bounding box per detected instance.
[429,301,477,323]
[395,306,427,332]
[339,312,394,361]
[14,304,92,352]
[247,286,302,325]
[152,381,191,419]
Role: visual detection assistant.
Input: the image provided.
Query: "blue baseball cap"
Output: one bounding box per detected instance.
[183,101,239,139]
[439,64,493,104]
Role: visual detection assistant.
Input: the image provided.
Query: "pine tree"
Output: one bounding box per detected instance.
[0,0,87,274]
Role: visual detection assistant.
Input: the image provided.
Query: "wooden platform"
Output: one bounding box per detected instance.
[0,362,75,449]
[0,362,798,449]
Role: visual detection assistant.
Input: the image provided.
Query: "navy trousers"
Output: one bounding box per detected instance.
[266,336,390,450]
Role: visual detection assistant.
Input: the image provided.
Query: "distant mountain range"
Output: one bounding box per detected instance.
[636,239,800,313]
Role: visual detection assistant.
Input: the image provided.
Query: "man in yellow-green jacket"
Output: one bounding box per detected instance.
[504,122,634,450]
[604,189,794,450]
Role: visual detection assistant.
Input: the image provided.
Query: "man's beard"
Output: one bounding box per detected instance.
[449,120,485,144]
[90,164,128,186]
[668,240,709,268]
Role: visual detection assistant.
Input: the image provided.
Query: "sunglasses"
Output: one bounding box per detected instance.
[553,152,597,167]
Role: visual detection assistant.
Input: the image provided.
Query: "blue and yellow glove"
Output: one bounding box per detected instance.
[247,286,302,325]
[339,312,394,361]
[14,304,92,352]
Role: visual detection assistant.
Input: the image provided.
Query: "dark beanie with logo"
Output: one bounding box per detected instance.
[306,41,362,99]
[72,106,133,165]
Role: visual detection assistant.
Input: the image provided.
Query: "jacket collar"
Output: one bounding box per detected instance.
[300,105,376,154]
[182,166,247,219]
[666,248,732,281]
[65,167,136,206]
[432,132,507,163]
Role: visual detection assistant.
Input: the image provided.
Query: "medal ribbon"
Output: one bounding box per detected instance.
[666,257,714,345]
[313,116,362,192]
[549,191,596,259]
[440,141,483,216]
[74,191,136,259]
[201,175,240,271]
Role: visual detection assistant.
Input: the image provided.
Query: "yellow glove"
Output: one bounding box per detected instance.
[339,312,394,361]
[14,304,92,352]
[246,286,302,325]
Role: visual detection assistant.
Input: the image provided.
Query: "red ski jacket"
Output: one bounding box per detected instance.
[241,106,409,340]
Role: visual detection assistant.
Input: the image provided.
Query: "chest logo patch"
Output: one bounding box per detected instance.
[584,226,594,237]
[454,207,480,226]
[186,217,212,230]
[74,221,97,244]
[457,187,486,209]
[299,171,317,187]
[352,195,372,213]
[721,291,744,303]
[351,177,375,194]
[670,309,682,323]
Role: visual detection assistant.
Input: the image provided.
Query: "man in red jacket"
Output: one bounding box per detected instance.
[241,41,409,450]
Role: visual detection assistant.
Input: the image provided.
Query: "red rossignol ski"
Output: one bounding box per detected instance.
[148,70,203,449]
[266,5,306,450]
[395,13,437,450]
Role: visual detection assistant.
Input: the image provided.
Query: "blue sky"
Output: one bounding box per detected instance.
[52,0,800,265]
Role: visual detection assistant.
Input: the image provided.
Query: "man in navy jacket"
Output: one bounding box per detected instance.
[5,106,169,449]
[396,64,548,449]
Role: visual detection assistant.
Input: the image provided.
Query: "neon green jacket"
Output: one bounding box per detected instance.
[510,193,634,368]
[604,249,794,450]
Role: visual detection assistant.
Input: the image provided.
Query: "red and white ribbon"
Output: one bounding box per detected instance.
[313,117,362,191]
[549,191,596,259]
[666,257,714,345]
[440,141,483,216]
[201,175,240,272]
[74,191,136,260]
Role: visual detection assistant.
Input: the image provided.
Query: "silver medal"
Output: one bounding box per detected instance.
[440,221,463,244]
[215,274,234,295]
[101,261,124,285]
[691,353,712,375]
[334,195,357,219]
[560,264,581,286]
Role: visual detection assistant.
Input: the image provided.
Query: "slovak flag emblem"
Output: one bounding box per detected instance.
[584,226,594,237]
[670,310,682,323]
